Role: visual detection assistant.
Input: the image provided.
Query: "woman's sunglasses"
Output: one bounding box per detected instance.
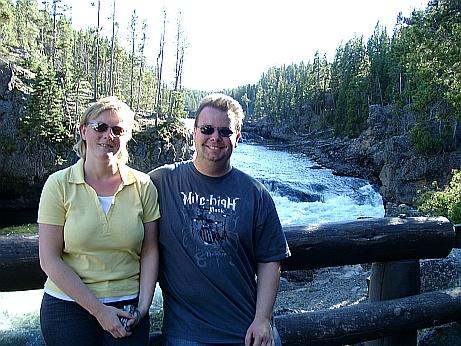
[87,122,126,137]
[197,125,234,137]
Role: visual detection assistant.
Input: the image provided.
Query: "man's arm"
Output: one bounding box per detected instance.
[245,261,281,346]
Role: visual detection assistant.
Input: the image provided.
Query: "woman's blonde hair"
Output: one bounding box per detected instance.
[73,96,135,164]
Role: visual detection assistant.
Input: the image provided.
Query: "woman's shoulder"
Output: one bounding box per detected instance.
[47,160,82,182]
[124,165,152,184]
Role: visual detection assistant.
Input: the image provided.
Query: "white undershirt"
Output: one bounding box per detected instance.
[98,195,115,214]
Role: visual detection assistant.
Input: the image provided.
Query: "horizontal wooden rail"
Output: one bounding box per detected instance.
[0,216,459,346]
[0,216,455,291]
[146,287,461,345]
[0,235,44,291]
[275,287,461,345]
[282,216,455,270]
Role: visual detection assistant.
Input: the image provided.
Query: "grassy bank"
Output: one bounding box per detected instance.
[0,224,38,236]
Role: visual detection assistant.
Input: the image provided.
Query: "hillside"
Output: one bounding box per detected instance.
[0,52,193,209]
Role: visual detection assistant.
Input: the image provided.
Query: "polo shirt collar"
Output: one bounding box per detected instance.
[118,162,136,185]
[69,159,85,184]
[69,158,136,186]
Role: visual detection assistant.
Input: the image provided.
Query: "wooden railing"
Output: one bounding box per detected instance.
[1,216,460,345]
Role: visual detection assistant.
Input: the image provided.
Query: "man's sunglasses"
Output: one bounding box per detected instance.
[87,122,126,137]
[197,125,234,138]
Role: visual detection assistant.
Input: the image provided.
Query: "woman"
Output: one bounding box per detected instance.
[38,96,159,345]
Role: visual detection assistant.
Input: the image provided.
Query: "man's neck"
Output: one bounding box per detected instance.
[192,159,232,177]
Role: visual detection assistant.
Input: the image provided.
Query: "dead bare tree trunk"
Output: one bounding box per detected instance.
[51,0,61,68]
[109,0,116,96]
[154,8,166,126]
[92,0,101,101]
[129,9,138,108]
[173,12,184,92]
[136,21,147,113]
[168,11,186,119]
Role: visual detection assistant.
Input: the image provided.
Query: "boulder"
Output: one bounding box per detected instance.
[379,135,461,204]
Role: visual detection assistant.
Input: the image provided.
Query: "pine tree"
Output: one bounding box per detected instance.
[0,0,14,49]
[20,63,71,147]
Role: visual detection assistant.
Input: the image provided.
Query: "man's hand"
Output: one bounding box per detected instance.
[245,318,274,346]
[246,261,281,345]
[125,307,142,331]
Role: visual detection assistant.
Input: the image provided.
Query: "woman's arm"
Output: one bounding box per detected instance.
[39,223,131,338]
[133,221,159,321]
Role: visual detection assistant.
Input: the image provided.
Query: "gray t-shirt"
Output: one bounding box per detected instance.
[150,161,290,343]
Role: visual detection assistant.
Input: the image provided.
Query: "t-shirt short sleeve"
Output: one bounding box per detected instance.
[37,173,66,226]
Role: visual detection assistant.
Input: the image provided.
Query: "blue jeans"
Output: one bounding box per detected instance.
[162,326,281,346]
[40,293,150,346]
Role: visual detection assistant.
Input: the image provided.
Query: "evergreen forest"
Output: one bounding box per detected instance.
[1,0,459,155]
[1,0,195,151]
[228,0,460,155]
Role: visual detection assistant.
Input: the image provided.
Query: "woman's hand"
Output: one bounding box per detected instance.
[94,305,133,338]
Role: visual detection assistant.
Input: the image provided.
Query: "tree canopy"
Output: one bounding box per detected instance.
[229,0,460,153]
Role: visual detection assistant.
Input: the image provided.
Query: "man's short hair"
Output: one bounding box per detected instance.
[194,93,245,132]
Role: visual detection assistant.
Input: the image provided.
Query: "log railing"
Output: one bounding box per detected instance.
[1,216,460,345]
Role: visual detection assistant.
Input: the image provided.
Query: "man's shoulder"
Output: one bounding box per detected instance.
[231,167,262,187]
[149,160,192,180]
[230,167,273,198]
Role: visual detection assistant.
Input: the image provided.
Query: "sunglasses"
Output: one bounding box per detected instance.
[87,122,126,137]
[197,125,234,138]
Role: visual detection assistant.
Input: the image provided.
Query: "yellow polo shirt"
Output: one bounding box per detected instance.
[38,159,160,299]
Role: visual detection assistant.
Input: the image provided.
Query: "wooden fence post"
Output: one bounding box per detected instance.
[366,260,421,346]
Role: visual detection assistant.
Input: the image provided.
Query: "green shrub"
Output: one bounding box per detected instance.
[0,138,16,155]
[417,170,461,224]
[411,122,442,154]
[19,64,73,149]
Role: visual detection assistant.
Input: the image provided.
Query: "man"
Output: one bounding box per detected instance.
[149,93,290,346]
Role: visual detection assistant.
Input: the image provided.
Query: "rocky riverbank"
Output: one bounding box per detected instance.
[243,105,461,211]
[274,256,461,345]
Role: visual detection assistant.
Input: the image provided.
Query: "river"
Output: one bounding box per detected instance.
[233,142,384,225]
[0,138,384,345]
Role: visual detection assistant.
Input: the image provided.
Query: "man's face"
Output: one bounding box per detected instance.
[193,106,240,175]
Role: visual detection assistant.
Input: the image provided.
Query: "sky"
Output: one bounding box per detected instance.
[64,0,428,91]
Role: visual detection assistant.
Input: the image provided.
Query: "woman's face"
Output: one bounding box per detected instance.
[80,110,130,162]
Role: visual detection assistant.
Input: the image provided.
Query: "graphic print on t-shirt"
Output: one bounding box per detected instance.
[180,191,240,268]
